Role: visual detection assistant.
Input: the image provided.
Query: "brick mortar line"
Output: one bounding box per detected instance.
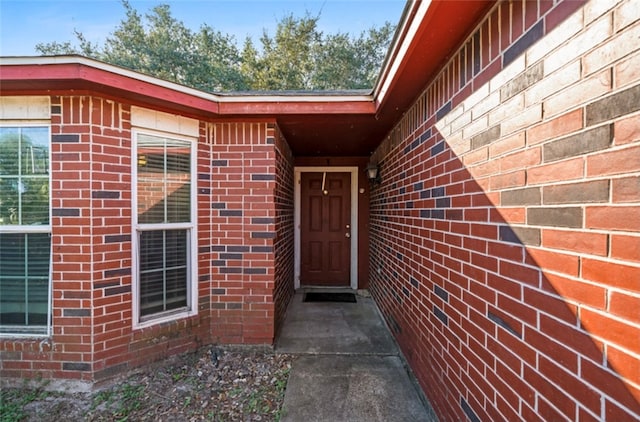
[88,96,95,375]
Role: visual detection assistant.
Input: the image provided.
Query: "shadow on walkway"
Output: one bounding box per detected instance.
[276,289,438,422]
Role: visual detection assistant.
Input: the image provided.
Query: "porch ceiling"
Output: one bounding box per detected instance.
[0,1,492,157]
[226,0,494,157]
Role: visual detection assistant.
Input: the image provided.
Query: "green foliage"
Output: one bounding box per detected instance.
[248,13,321,90]
[307,22,395,90]
[35,1,395,92]
[37,1,245,92]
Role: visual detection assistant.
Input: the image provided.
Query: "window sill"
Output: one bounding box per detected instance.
[134,307,196,330]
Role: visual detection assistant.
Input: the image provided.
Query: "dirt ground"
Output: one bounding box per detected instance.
[0,346,292,421]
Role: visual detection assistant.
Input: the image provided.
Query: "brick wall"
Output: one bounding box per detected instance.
[272,124,295,335]
[87,97,137,381]
[208,121,285,344]
[0,97,293,386]
[370,0,640,420]
[0,96,96,384]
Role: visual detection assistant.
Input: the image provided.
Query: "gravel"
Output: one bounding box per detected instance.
[1,346,292,421]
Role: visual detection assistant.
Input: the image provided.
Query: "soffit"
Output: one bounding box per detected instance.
[0,1,492,157]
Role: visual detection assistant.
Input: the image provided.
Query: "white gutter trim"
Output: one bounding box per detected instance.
[0,56,373,104]
[373,0,432,107]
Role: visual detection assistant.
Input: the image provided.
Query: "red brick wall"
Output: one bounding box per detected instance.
[273,124,295,335]
[0,96,97,384]
[370,1,640,420]
[88,98,137,382]
[0,98,292,386]
[208,121,285,344]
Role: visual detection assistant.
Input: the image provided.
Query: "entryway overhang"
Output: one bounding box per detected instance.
[0,1,492,157]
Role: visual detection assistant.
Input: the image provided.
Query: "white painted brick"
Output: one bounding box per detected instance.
[471,91,501,121]
[131,106,199,137]
[614,0,640,32]
[544,13,612,75]
[488,93,525,127]
[501,104,543,136]
[584,21,640,75]
[0,96,50,120]
[462,115,489,140]
[544,69,612,117]
[527,9,584,65]
[526,60,581,106]
[489,55,526,93]
[463,83,490,111]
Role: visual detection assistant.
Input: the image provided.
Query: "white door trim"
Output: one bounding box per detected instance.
[294,166,359,290]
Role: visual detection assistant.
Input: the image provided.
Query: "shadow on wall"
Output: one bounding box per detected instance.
[368,123,639,420]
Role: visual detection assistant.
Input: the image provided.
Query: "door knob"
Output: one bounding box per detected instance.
[345,232,351,238]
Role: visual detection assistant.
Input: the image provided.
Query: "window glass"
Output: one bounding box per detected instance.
[0,127,49,226]
[0,125,50,335]
[135,132,193,323]
[139,229,188,317]
[137,134,191,224]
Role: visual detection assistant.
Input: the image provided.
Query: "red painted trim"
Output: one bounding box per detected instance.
[1,62,375,117]
[1,63,220,114]
[0,1,493,156]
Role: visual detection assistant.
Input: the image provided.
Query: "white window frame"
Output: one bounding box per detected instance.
[0,122,52,337]
[131,128,198,328]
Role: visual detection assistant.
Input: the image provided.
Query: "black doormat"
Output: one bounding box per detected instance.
[304,292,357,303]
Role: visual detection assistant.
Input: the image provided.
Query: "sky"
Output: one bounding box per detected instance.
[0,0,406,56]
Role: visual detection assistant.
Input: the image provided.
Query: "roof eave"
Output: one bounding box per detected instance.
[0,55,376,117]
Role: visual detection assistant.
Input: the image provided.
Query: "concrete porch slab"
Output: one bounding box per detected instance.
[277,290,437,422]
[280,355,433,422]
[275,290,397,355]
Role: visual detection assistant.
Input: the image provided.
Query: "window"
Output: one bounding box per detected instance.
[0,126,51,335]
[133,131,196,325]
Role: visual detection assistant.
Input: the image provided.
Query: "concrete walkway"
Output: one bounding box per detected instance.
[276,290,438,422]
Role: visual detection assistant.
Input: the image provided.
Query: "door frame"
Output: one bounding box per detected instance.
[294,166,359,290]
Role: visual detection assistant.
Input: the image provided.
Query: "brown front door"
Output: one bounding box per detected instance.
[300,172,351,286]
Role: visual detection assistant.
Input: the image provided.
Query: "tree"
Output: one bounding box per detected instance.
[35,1,395,92]
[242,16,395,90]
[239,38,262,90]
[352,22,397,88]
[37,1,246,91]
[245,14,321,90]
[192,25,248,92]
